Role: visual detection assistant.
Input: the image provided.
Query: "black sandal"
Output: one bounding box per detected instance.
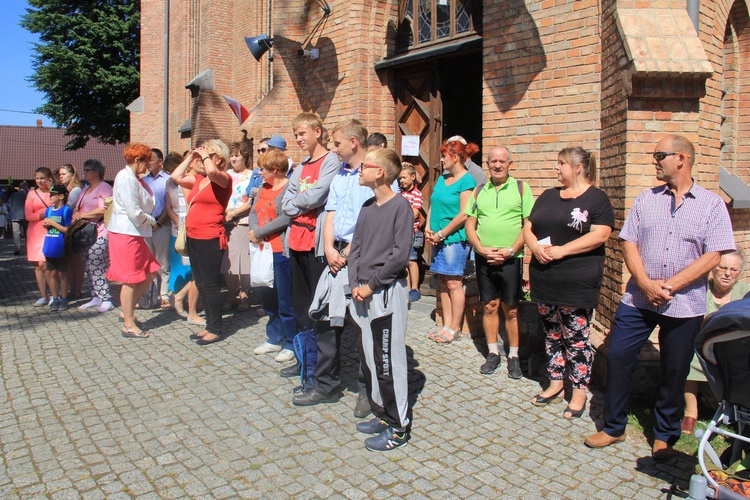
[531,388,564,407]
[563,402,587,420]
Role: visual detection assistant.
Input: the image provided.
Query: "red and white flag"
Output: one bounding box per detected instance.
[222,95,250,125]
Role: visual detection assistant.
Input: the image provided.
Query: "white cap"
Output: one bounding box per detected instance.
[446,135,467,145]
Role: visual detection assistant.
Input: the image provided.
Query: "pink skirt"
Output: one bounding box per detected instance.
[106,232,162,284]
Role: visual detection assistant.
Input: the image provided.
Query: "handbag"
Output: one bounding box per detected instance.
[174,220,188,256]
[72,221,97,251]
[175,179,210,256]
[102,197,114,227]
[249,242,274,287]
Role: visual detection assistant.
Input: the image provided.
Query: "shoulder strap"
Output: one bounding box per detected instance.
[35,190,50,208]
[186,178,211,212]
[470,182,485,213]
[77,185,89,211]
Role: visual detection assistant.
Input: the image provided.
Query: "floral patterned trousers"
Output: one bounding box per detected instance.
[82,234,111,302]
[537,304,594,389]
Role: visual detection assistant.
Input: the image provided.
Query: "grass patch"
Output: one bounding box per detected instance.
[627,403,731,456]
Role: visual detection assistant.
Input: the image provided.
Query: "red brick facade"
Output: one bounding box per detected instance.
[132,0,750,338]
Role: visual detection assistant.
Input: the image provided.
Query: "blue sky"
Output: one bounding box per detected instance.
[0,1,49,127]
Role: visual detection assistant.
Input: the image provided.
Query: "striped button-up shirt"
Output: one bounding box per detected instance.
[620,181,735,318]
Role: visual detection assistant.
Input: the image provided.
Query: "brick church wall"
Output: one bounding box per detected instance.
[133,0,750,339]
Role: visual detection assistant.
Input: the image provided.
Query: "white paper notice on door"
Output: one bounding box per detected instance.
[401,135,420,157]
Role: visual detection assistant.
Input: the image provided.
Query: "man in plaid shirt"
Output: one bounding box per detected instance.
[585,135,736,458]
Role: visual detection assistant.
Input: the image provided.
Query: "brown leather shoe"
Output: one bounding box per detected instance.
[651,439,676,460]
[681,416,696,435]
[584,431,626,448]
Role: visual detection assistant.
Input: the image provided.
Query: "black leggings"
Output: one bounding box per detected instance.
[187,237,225,335]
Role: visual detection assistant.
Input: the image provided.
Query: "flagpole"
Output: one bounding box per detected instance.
[163,0,170,152]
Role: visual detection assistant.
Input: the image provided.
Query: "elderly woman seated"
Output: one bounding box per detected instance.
[681,250,748,435]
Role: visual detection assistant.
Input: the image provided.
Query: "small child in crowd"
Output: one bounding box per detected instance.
[42,184,73,311]
[398,162,423,302]
[347,148,414,451]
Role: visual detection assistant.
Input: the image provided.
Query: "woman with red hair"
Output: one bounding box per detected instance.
[106,143,161,338]
[425,139,479,343]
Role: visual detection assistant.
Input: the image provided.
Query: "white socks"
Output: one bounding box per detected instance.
[509,346,519,359]
[78,297,102,310]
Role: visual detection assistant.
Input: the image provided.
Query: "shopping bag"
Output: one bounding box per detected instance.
[249,242,274,287]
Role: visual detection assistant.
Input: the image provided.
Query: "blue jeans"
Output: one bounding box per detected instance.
[259,252,296,350]
[603,303,703,445]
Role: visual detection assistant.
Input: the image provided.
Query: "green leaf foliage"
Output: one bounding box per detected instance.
[20,0,140,150]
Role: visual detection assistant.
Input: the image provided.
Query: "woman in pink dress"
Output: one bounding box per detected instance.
[107,143,161,338]
[74,159,114,312]
[25,167,54,306]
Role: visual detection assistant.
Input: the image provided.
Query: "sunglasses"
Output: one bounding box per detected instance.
[257,148,268,154]
[652,151,691,161]
[361,162,382,171]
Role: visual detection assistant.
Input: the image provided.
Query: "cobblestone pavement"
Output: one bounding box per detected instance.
[0,238,698,499]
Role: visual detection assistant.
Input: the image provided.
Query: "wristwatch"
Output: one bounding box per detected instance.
[507,247,515,256]
[339,247,348,258]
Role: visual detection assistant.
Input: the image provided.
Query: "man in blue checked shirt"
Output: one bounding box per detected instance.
[292,118,375,418]
[585,135,736,459]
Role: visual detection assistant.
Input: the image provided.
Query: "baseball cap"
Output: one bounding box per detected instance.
[50,184,69,196]
[266,136,287,151]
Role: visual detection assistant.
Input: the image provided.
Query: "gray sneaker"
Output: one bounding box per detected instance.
[507,357,523,379]
[480,353,501,374]
[353,393,372,418]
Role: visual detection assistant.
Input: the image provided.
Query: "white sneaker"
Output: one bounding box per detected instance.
[97,301,114,313]
[254,342,282,355]
[48,296,54,305]
[78,298,103,310]
[33,297,48,307]
[274,349,296,363]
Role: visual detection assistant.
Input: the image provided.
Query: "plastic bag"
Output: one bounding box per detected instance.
[249,242,274,287]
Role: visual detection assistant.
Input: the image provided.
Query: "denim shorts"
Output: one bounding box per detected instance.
[430,240,470,276]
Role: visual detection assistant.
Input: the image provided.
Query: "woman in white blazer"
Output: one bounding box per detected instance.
[106,143,161,338]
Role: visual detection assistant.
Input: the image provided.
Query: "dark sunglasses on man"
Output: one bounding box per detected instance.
[652,151,691,161]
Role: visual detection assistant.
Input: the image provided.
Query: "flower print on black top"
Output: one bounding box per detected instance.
[527,187,615,309]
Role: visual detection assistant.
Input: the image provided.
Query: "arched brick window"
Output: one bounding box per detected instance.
[720,0,750,181]
[396,0,482,53]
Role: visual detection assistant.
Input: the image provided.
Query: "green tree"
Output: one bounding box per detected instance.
[21,0,139,149]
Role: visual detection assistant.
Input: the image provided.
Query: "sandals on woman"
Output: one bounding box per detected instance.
[563,402,587,419]
[531,388,564,407]
[120,327,150,339]
[432,327,460,344]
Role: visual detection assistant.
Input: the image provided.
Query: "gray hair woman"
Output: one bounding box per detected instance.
[682,250,748,434]
[74,159,114,312]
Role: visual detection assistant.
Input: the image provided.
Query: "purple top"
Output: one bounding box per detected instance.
[620,181,735,318]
